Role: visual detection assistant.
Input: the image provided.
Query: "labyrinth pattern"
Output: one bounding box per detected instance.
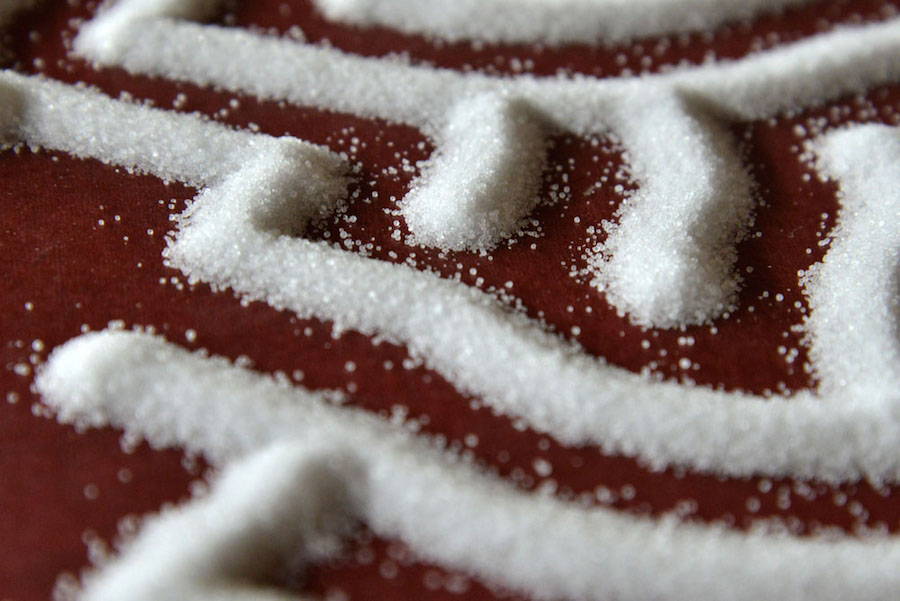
[2,0,899,599]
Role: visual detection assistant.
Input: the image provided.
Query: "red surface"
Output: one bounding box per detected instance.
[2,1,900,600]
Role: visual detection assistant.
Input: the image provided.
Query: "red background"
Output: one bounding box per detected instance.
[2,1,900,599]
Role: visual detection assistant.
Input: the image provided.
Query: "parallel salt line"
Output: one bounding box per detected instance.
[72,2,900,323]
[77,442,340,601]
[402,93,550,251]
[35,331,900,601]
[589,90,753,326]
[165,116,900,483]
[805,125,900,399]
[73,4,900,141]
[5,70,898,481]
[0,71,345,191]
[312,0,810,45]
[0,70,349,229]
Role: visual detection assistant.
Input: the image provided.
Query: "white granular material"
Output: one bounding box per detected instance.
[312,0,810,45]
[5,2,899,597]
[3,35,899,481]
[73,1,900,325]
[35,331,900,601]
[75,438,362,601]
[804,125,900,400]
[402,93,549,251]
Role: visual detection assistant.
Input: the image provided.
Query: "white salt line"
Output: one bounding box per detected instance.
[72,4,900,134]
[164,132,900,483]
[311,0,810,45]
[401,93,550,251]
[77,441,339,601]
[72,1,900,325]
[0,71,346,191]
[588,91,754,326]
[0,69,349,224]
[36,331,900,601]
[5,70,898,482]
[805,125,900,399]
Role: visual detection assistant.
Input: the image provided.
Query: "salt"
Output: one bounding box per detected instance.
[36,332,900,601]
[312,0,807,45]
[8,2,900,598]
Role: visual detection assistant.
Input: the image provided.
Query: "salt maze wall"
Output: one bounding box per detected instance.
[1,1,900,600]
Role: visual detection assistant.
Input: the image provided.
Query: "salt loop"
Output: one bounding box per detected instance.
[73,0,900,325]
[2,68,899,481]
[6,1,900,598]
[35,331,900,601]
[312,0,811,45]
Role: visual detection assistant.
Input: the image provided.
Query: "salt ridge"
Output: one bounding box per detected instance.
[6,4,898,597]
[0,72,347,196]
[804,126,900,399]
[402,93,550,251]
[74,1,900,326]
[1,61,896,481]
[312,0,810,45]
[1,69,897,481]
[10,3,889,480]
[164,107,900,483]
[73,437,358,601]
[35,331,900,601]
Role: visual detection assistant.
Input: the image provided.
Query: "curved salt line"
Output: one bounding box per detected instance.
[77,442,346,601]
[0,72,346,192]
[590,90,753,327]
[5,70,899,482]
[35,331,900,601]
[165,147,900,483]
[312,0,810,45]
[72,3,900,324]
[805,125,900,399]
[401,93,550,251]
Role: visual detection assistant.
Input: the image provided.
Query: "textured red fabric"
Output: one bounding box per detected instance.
[2,1,899,600]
